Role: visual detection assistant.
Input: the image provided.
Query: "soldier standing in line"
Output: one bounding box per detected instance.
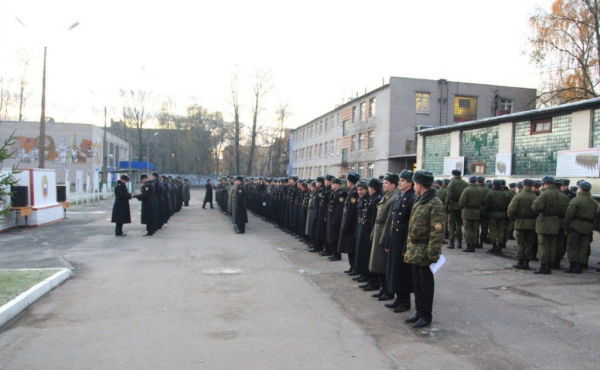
[326,178,347,261]
[369,173,400,302]
[339,172,360,272]
[385,170,416,313]
[152,173,165,231]
[306,181,318,250]
[563,181,597,273]
[477,176,490,249]
[182,178,191,207]
[508,179,538,269]
[309,177,325,253]
[438,178,450,244]
[233,176,248,234]
[532,176,562,275]
[507,182,517,240]
[356,179,383,289]
[318,175,333,257]
[459,176,484,253]
[404,170,445,328]
[161,175,172,224]
[553,179,571,270]
[561,179,576,200]
[445,170,468,249]
[134,174,157,236]
[112,174,133,237]
[484,179,509,253]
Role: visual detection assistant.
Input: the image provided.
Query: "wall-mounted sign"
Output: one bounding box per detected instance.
[556,148,600,177]
[495,153,513,176]
[443,156,465,176]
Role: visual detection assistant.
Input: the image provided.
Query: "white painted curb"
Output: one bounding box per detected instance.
[0,268,72,328]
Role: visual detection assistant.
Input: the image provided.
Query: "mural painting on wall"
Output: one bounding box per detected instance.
[12,134,95,169]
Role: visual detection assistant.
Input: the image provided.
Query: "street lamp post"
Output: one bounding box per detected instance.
[15,18,79,169]
[147,132,159,174]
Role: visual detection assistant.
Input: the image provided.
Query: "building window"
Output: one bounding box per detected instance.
[531,119,552,134]
[352,106,357,123]
[337,113,341,128]
[358,164,364,177]
[336,139,340,155]
[325,118,329,133]
[351,135,356,152]
[342,148,348,162]
[342,120,349,136]
[359,133,365,151]
[330,140,335,156]
[470,162,486,175]
[499,99,513,114]
[359,102,366,121]
[368,131,375,150]
[369,98,376,117]
[324,141,329,157]
[454,96,478,122]
[368,163,374,178]
[416,92,430,113]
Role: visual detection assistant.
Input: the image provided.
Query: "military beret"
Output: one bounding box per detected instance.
[579,181,592,191]
[140,174,148,180]
[331,178,342,185]
[120,174,130,181]
[384,172,400,185]
[562,179,570,186]
[522,179,534,187]
[469,176,477,183]
[400,170,414,181]
[368,178,383,190]
[235,175,244,181]
[517,182,523,189]
[347,172,360,184]
[316,176,325,184]
[509,183,517,188]
[356,180,369,189]
[477,176,485,183]
[541,176,555,185]
[325,175,334,181]
[412,170,434,187]
[443,178,451,185]
[451,169,461,176]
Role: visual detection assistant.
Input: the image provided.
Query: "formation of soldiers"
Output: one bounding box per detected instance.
[112,172,191,236]
[214,170,444,328]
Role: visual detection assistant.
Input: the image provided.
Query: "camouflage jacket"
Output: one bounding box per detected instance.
[532,184,564,235]
[507,188,538,230]
[446,177,468,211]
[459,183,484,220]
[564,192,598,234]
[404,188,446,266]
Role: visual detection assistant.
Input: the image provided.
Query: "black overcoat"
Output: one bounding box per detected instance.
[234,185,248,225]
[111,180,132,224]
[386,188,416,295]
[338,187,359,254]
[136,181,156,226]
[316,186,330,240]
[204,183,213,202]
[327,188,346,245]
[355,192,381,274]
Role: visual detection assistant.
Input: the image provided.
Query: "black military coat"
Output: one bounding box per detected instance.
[355,192,381,274]
[327,188,347,245]
[338,187,360,254]
[386,188,416,295]
[204,183,213,202]
[234,185,248,225]
[111,180,132,224]
[316,186,330,240]
[136,181,156,226]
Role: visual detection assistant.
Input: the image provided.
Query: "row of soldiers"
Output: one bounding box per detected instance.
[112,173,190,236]
[215,171,444,328]
[216,176,248,234]
[438,170,598,274]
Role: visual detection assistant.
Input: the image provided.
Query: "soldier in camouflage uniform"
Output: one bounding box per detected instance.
[484,179,509,253]
[563,181,598,274]
[553,179,571,270]
[445,170,467,249]
[477,176,490,248]
[532,176,563,275]
[459,176,484,253]
[507,179,538,269]
[438,178,451,243]
[404,170,445,328]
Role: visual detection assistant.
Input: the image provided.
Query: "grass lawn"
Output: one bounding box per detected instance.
[0,269,61,306]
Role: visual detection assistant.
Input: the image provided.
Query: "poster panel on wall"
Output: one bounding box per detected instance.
[443,156,465,176]
[32,170,57,206]
[495,153,513,176]
[556,148,600,177]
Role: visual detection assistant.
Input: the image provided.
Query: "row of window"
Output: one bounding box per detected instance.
[417,93,513,122]
[292,131,376,163]
[292,162,375,179]
[292,97,377,144]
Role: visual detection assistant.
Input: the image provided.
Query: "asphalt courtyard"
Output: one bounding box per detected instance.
[0,189,599,369]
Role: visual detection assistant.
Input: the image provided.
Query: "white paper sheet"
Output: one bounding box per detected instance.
[429,254,446,275]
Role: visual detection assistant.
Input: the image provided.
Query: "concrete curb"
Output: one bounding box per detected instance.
[0,268,72,328]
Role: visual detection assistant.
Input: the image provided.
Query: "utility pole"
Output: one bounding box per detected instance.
[102,107,108,185]
[39,46,47,169]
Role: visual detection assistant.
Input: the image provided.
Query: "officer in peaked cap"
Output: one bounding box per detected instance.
[134,173,157,236]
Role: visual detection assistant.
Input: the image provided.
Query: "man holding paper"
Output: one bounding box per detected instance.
[404,170,445,328]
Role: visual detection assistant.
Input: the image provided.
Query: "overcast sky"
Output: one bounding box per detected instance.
[0,0,555,129]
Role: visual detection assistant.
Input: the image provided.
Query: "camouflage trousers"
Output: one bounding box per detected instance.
[515,229,535,260]
[463,219,480,245]
[567,231,590,264]
[538,234,558,264]
[447,210,463,241]
[479,216,489,242]
[488,218,506,244]
[555,228,567,261]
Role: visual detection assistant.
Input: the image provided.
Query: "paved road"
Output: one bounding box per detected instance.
[1,189,599,369]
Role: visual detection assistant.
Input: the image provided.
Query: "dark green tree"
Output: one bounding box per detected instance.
[0,131,20,215]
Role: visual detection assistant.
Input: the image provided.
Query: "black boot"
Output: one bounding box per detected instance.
[552,259,561,270]
[524,259,530,270]
[476,240,484,249]
[393,295,411,313]
[534,263,551,275]
[447,239,455,249]
[462,244,475,253]
[564,262,582,274]
[489,243,500,253]
[384,297,400,309]
[457,239,462,249]
[513,258,525,269]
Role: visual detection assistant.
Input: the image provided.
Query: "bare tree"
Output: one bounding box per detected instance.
[274,102,289,176]
[0,77,12,120]
[17,49,32,121]
[121,89,156,161]
[230,71,242,174]
[246,69,272,175]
